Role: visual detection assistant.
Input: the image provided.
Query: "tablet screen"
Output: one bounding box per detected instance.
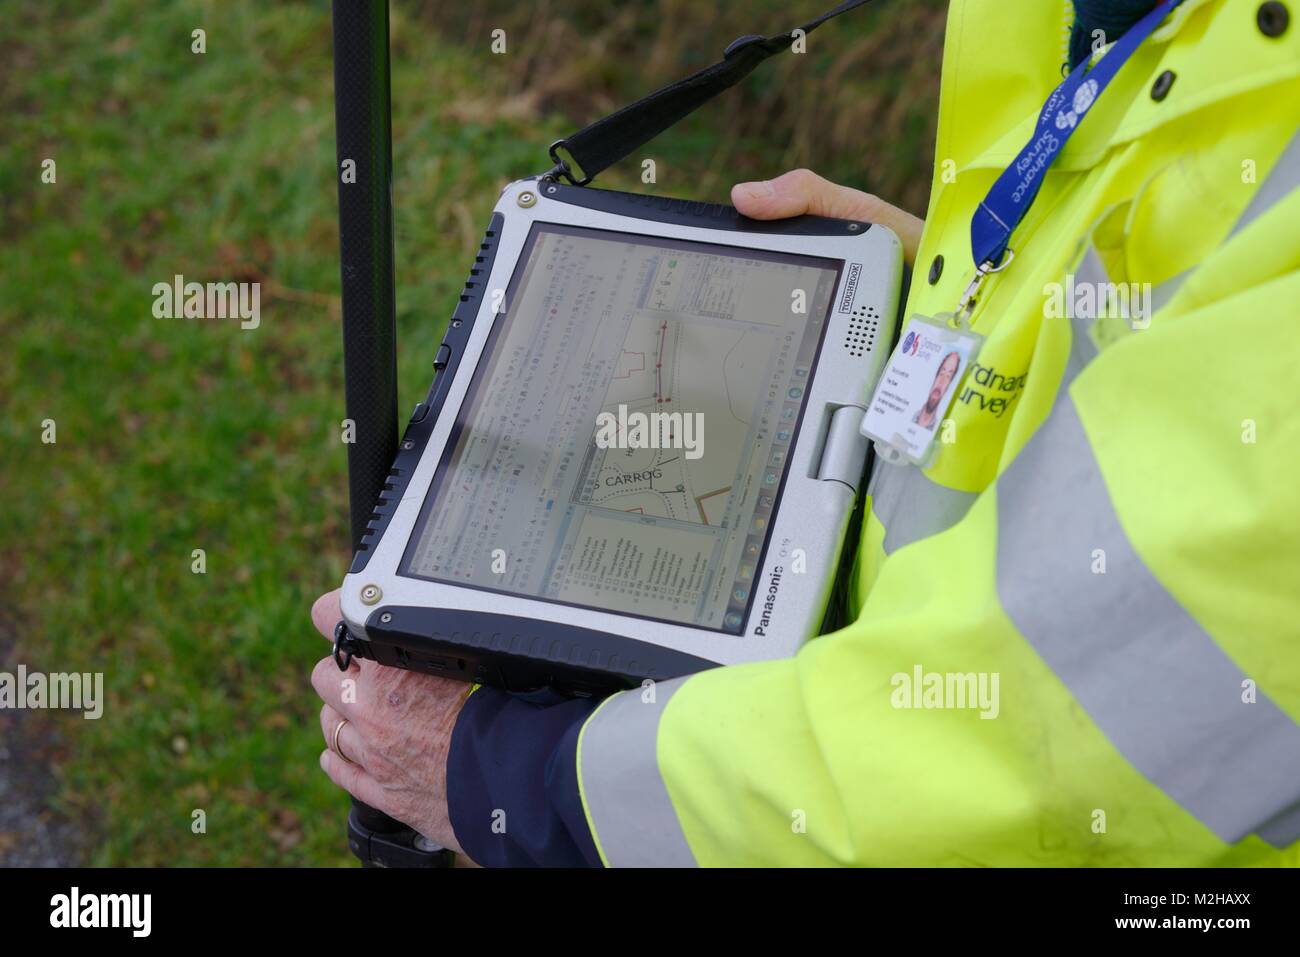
[401,222,840,634]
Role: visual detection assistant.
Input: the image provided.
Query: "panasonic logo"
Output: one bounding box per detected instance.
[752,566,783,637]
[838,262,862,313]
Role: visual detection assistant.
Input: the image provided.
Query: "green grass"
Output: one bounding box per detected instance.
[0,0,941,865]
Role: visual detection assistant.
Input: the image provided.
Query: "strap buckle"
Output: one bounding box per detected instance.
[724,33,766,57]
[543,140,592,187]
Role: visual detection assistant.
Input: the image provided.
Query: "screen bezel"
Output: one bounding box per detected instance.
[395,220,843,636]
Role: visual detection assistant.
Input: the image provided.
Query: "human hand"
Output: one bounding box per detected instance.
[309,589,473,859]
[732,168,923,267]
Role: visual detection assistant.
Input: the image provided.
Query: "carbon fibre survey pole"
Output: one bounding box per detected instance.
[330,0,452,868]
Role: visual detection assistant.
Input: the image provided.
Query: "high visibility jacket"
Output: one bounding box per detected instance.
[447,0,1300,866]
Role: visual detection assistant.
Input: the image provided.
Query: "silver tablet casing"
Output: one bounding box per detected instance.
[341,178,903,672]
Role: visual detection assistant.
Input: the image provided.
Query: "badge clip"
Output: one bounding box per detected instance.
[873,437,909,466]
[952,248,1015,328]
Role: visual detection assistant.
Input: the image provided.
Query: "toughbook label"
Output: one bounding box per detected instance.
[838,262,862,313]
[753,565,784,636]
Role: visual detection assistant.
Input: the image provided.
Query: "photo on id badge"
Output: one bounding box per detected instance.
[861,315,980,466]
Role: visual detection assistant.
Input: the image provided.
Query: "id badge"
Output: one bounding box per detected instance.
[860,314,984,467]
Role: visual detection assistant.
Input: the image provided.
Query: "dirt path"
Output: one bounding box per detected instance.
[0,624,87,866]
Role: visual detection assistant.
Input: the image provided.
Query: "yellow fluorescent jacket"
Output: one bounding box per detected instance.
[575,0,1300,866]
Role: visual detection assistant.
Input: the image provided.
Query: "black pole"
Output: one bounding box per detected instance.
[330,0,452,868]
[332,0,398,550]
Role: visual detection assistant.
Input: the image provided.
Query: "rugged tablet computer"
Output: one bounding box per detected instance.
[335,178,903,695]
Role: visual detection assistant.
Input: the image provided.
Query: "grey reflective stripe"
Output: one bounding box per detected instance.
[1064,246,1108,382]
[1066,245,1185,378]
[578,679,697,866]
[1231,127,1300,237]
[1257,801,1300,850]
[1149,268,1189,315]
[869,459,976,554]
[1073,243,1109,291]
[996,396,1300,846]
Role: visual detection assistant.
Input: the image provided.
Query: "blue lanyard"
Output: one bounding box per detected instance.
[956,0,1184,320]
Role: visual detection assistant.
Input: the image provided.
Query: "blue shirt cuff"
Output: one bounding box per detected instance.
[447,685,605,867]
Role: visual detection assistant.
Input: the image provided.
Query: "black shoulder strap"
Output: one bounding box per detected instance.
[545,0,878,186]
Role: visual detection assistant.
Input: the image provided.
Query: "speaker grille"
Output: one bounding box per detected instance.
[845,304,879,358]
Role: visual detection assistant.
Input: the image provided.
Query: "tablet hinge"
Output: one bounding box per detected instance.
[816,404,871,493]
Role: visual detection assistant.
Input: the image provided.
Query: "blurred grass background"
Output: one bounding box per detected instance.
[0,0,945,865]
